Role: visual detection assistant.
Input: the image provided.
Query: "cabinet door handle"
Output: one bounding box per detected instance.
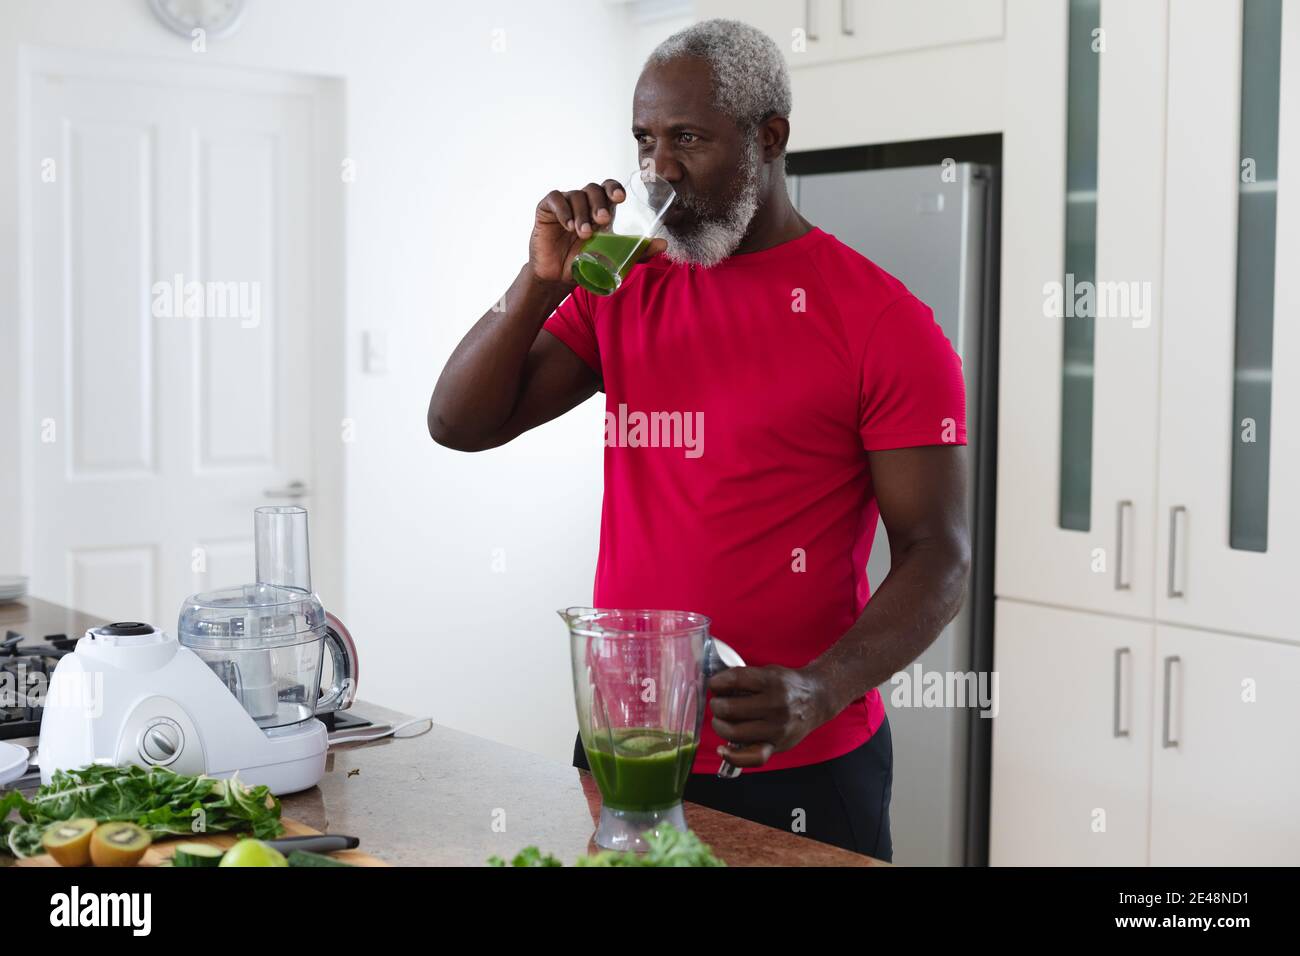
[1167,505,1187,598]
[1115,500,1133,590]
[1112,647,1131,737]
[1161,655,1181,748]
[841,0,855,35]
[806,0,819,41]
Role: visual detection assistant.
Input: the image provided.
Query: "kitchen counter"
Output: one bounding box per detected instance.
[0,595,102,640]
[3,598,884,866]
[294,701,885,867]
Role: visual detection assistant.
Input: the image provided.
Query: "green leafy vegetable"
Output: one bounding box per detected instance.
[488,845,564,867]
[1,764,283,859]
[488,824,725,868]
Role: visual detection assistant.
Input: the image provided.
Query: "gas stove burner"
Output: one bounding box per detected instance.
[3,630,78,657]
[0,630,79,741]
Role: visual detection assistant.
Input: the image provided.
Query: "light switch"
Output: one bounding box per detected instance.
[362,330,388,374]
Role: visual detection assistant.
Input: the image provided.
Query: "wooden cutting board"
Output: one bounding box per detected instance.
[15,817,388,867]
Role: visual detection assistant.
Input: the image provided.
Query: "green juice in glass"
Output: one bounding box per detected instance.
[571,232,653,296]
[584,727,698,812]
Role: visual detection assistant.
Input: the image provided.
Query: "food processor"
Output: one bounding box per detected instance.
[39,506,357,795]
[560,607,743,852]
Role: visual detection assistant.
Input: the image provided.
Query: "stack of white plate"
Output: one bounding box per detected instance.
[0,575,27,603]
[0,742,30,788]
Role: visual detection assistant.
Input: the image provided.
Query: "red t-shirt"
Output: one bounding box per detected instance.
[544,225,967,773]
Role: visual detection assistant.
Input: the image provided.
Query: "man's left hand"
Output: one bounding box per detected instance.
[707,665,836,769]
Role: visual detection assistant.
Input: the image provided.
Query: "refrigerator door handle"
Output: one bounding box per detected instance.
[1112,647,1131,738]
[841,0,855,35]
[805,0,819,41]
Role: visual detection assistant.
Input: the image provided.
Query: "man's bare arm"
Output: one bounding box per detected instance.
[808,444,971,708]
[709,444,970,767]
[428,266,598,451]
[429,178,663,452]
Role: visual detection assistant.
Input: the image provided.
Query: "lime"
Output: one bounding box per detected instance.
[218,838,289,868]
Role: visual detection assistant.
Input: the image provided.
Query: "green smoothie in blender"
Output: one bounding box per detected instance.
[583,728,698,812]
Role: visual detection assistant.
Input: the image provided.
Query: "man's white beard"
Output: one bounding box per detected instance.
[661,140,762,269]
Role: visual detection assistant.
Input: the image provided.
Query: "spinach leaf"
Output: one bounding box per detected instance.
[487,824,725,868]
[1,764,284,859]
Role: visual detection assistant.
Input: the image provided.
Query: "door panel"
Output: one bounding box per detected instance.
[1150,624,1300,865]
[838,0,1005,60]
[989,599,1153,865]
[1157,0,1300,640]
[696,0,841,66]
[30,70,316,629]
[996,0,1166,616]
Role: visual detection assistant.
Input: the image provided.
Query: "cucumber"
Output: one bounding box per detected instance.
[173,843,225,867]
[287,849,354,868]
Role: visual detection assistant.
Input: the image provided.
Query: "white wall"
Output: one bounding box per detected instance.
[0,0,691,763]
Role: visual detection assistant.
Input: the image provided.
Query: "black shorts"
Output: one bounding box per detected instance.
[572,715,894,861]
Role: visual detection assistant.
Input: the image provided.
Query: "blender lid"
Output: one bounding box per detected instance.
[178,583,327,649]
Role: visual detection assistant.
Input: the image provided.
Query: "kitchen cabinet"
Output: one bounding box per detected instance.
[695,0,1004,68]
[1156,0,1300,642]
[835,0,1004,60]
[998,0,1300,642]
[991,600,1300,865]
[1148,624,1300,865]
[988,599,1153,866]
[994,0,1167,617]
[991,0,1300,867]
[695,0,840,67]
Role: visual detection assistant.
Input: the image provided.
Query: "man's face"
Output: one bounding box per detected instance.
[632,57,764,268]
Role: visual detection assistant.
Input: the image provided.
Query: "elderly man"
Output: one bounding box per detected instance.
[428,19,970,861]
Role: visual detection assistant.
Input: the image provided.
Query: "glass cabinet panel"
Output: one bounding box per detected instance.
[1059,0,1101,531]
[1229,0,1282,552]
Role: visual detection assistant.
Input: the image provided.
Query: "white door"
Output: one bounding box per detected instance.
[995,0,1167,616]
[1157,0,1300,641]
[989,599,1154,866]
[1149,624,1300,865]
[29,66,320,631]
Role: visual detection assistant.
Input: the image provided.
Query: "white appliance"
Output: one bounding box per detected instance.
[38,506,358,795]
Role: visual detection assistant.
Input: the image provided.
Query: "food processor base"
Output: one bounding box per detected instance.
[594,802,688,852]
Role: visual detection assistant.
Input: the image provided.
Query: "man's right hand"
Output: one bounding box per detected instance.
[530,179,666,284]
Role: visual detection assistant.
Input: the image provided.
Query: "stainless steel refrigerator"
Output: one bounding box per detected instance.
[791,162,998,866]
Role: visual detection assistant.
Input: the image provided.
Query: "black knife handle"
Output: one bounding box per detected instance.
[263,834,359,854]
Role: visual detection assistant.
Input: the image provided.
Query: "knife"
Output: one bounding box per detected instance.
[263,834,360,854]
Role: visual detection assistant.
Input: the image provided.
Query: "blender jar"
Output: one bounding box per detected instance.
[561,607,709,851]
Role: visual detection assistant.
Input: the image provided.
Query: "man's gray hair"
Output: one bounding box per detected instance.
[646,18,792,134]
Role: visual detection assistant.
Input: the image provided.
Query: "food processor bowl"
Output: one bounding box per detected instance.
[178,506,354,729]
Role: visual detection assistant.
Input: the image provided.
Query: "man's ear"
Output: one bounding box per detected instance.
[761,116,791,162]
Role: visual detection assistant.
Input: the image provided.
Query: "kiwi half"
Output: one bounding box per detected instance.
[41,818,98,867]
[89,821,152,867]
